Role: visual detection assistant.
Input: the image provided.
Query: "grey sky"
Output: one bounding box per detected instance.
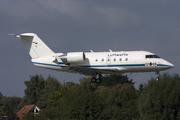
[0,0,179,97]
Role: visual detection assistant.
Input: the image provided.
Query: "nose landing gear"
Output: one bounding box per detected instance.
[155,71,160,81]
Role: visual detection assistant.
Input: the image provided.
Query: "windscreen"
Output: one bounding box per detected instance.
[146,55,161,58]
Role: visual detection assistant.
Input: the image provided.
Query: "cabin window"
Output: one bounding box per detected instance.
[114,58,116,61]
[107,58,110,61]
[102,58,104,62]
[95,59,98,62]
[119,58,122,61]
[125,58,128,61]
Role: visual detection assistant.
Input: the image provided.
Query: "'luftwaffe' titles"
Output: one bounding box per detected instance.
[108,53,128,57]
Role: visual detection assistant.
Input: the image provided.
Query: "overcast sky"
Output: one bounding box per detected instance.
[0,0,179,97]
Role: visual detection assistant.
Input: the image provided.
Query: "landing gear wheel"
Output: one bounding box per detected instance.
[91,78,96,83]
[96,78,101,83]
[155,71,160,81]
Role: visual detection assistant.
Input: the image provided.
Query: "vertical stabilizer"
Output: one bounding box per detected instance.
[13,33,54,59]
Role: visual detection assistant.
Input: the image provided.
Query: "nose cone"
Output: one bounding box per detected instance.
[167,62,174,68]
[156,59,174,71]
[164,60,174,69]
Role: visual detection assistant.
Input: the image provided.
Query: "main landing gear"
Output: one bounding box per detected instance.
[91,74,102,83]
[155,71,160,81]
[91,78,101,83]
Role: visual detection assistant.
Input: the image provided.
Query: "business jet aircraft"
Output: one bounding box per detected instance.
[10,33,174,83]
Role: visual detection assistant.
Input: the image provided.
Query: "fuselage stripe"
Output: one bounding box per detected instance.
[78,64,145,67]
[32,62,171,68]
[33,62,60,67]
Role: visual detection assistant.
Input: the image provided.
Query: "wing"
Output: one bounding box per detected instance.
[69,66,99,76]
[68,66,126,76]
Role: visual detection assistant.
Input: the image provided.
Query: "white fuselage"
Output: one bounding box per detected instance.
[32,51,173,75]
[12,33,173,79]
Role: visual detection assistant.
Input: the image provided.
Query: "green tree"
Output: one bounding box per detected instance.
[70,92,104,120]
[138,83,144,92]
[0,91,3,99]
[23,74,45,106]
[50,76,139,120]
[21,112,35,120]
[139,73,180,120]
[34,107,62,120]
[100,74,135,87]
[0,92,4,116]
[1,96,22,116]
[45,76,60,92]
[97,83,139,119]
[79,77,99,92]
[28,75,139,120]
[48,81,76,107]
[36,75,60,109]
[22,75,61,109]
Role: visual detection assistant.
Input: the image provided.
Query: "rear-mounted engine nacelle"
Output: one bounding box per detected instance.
[59,52,85,64]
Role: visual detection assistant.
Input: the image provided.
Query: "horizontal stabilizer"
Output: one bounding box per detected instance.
[8,33,34,38]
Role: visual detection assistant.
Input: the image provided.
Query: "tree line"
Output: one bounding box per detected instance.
[1,73,180,120]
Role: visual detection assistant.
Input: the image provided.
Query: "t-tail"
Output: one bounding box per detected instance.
[10,33,54,59]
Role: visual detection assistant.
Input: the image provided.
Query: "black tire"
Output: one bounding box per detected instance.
[156,77,159,81]
[91,78,96,83]
[96,78,101,83]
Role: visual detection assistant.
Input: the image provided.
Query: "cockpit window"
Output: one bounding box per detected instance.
[146,55,161,58]
[153,55,161,58]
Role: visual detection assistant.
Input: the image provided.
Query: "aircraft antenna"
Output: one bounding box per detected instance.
[90,50,94,53]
